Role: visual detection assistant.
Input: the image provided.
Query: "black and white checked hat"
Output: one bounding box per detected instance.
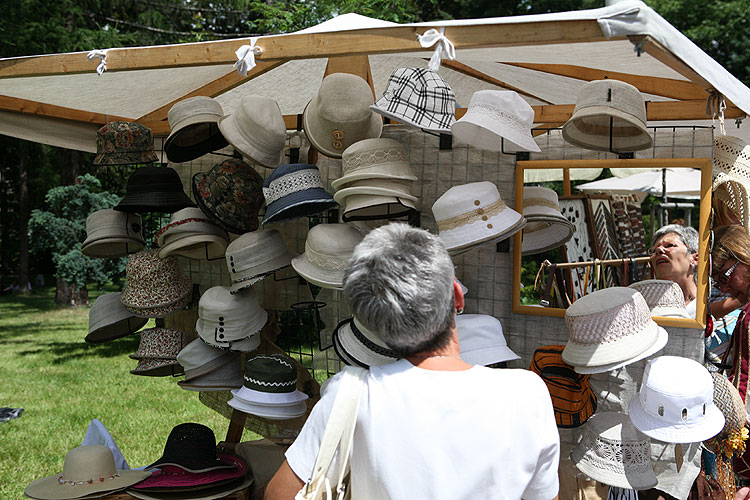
[371,67,456,133]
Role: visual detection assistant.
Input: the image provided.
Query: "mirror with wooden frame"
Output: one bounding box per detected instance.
[511,158,712,329]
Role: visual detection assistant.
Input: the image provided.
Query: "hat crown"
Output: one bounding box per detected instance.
[197,286,267,344]
[316,73,375,122]
[122,249,191,309]
[125,249,179,282]
[85,209,143,238]
[456,314,508,352]
[574,79,647,124]
[628,279,686,314]
[157,207,226,248]
[468,90,534,126]
[96,121,155,156]
[243,354,298,393]
[522,186,561,214]
[432,181,502,220]
[61,445,117,482]
[565,287,653,345]
[125,166,186,194]
[160,423,219,464]
[133,327,185,359]
[713,134,750,178]
[305,223,364,261]
[235,95,287,148]
[227,229,282,254]
[341,138,411,177]
[177,338,233,370]
[167,96,223,128]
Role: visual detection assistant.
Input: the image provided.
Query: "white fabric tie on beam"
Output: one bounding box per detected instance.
[417,27,455,71]
[234,38,261,76]
[87,49,109,75]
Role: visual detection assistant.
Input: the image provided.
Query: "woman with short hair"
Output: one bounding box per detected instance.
[649,224,700,316]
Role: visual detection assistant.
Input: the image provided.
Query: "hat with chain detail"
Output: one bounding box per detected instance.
[82,209,146,258]
[176,339,243,392]
[713,134,750,231]
[192,159,264,234]
[164,96,229,164]
[129,327,186,377]
[432,181,526,256]
[456,314,520,366]
[218,95,287,168]
[114,166,196,214]
[332,317,399,368]
[121,249,192,318]
[628,279,690,318]
[147,423,237,473]
[155,207,229,260]
[87,292,148,344]
[261,164,337,226]
[195,286,267,352]
[93,121,159,166]
[521,186,574,256]
[225,229,297,294]
[291,223,364,289]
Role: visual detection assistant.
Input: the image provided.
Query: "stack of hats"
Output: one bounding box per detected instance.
[520,186,574,255]
[219,95,287,168]
[93,121,158,166]
[155,207,229,260]
[225,229,297,294]
[628,279,690,318]
[177,339,243,392]
[82,209,146,258]
[456,314,520,367]
[332,317,398,368]
[712,134,750,231]
[196,286,267,352]
[432,181,526,256]
[129,327,186,376]
[332,138,419,222]
[115,166,195,214]
[86,292,148,344]
[228,354,309,419]
[261,164,337,226]
[164,96,229,163]
[291,223,364,289]
[121,249,192,318]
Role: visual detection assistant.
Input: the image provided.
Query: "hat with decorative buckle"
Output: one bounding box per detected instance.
[218,95,286,168]
[291,223,364,290]
[451,90,541,153]
[192,159,264,235]
[121,249,192,318]
[164,96,229,164]
[114,166,196,214]
[93,121,159,166]
[195,286,267,352]
[456,314,520,366]
[82,209,146,258]
[432,181,526,256]
[521,186,574,256]
[225,229,297,294]
[147,423,237,473]
[713,134,750,231]
[87,292,148,344]
[129,327,187,377]
[562,79,652,153]
[303,73,382,159]
[177,339,243,392]
[155,207,229,260]
[332,317,399,368]
[261,164,337,226]
[628,279,690,318]
[331,138,417,190]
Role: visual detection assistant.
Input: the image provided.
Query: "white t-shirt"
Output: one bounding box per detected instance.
[286,359,560,500]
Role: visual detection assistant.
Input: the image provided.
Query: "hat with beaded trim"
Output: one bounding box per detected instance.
[164,96,229,164]
[332,317,399,368]
[129,327,186,377]
[291,223,364,290]
[262,164,337,226]
[628,279,690,318]
[713,134,750,232]
[87,292,148,344]
[521,186,574,256]
[121,249,192,318]
[93,121,159,166]
[82,209,146,258]
[155,207,229,260]
[195,286,267,352]
[225,229,297,294]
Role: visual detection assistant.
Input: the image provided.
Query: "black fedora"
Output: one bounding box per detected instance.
[115,166,195,214]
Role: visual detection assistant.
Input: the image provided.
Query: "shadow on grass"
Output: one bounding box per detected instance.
[16,335,140,364]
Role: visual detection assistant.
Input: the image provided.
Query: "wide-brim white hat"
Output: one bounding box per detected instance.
[573,325,667,374]
[333,318,399,368]
[87,292,148,344]
[227,396,307,420]
[340,193,417,222]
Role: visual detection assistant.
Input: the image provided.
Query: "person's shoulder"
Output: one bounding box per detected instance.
[472,366,550,393]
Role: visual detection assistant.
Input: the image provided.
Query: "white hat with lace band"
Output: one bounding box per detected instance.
[331,138,417,190]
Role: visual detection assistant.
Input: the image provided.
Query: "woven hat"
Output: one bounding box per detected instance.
[155,207,229,260]
[86,292,148,344]
[561,287,667,370]
[628,280,690,318]
[218,95,286,168]
[303,73,382,159]
[291,223,364,289]
[332,317,398,368]
[711,372,747,439]
[456,314,520,366]
[713,134,750,231]
[562,79,652,153]
[24,445,150,500]
[521,186,574,255]
[629,356,725,443]
[192,159,264,234]
[261,164,337,226]
[195,286,267,352]
[121,249,192,318]
[571,412,658,490]
[176,338,241,386]
[371,67,456,133]
[225,229,296,294]
[432,181,526,255]
[451,90,541,153]
[82,209,146,258]
[114,166,195,214]
[130,454,246,492]
[164,96,229,164]
[129,327,186,377]
[93,121,158,166]
[331,138,417,190]
[147,423,236,473]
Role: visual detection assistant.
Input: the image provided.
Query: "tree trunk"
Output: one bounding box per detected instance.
[17,141,29,294]
[55,277,89,308]
[59,148,81,186]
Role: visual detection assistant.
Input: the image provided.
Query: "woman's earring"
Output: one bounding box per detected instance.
[456,307,464,315]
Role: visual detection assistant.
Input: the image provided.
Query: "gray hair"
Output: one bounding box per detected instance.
[652,224,699,254]
[342,223,455,357]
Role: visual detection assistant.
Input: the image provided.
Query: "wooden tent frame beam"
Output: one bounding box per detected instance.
[440,59,551,104]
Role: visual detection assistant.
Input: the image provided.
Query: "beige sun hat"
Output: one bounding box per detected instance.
[164,96,229,163]
[86,292,148,344]
[196,286,267,352]
[338,193,418,222]
[218,95,286,168]
[333,178,418,206]
[155,207,229,260]
[303,73,383,159]
[24,445,150,500]
[628,279,690,318]
[331,138,417,190]
[291,223,364,289]
[562,79,653,153]
[176,338,243,391]
[82,209,146,258]
[521,186,574,255]
[713,134,750,231]
[225,229,297,294]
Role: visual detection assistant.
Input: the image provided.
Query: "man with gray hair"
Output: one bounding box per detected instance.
[648,223,699,316]
[266,223,560,500]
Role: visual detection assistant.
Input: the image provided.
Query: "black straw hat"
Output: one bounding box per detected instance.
[115,166,196,214]
[146,423,236,473]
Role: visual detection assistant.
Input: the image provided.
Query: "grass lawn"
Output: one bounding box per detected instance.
[0,286,236,498]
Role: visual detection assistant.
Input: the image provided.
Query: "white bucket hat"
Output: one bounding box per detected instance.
[629,356,725,443]
[82,209,146,258]
[331,138,417,190]
[195,286,267,352]
[432,181,526,255]
[451,90,541,153]
[332,317,399,368]
[562,287,668,372]
[225,229,297,294]
[628,280,690,318]
[521,186,574,255]
[291,223,364,289]
[713,134,750,231]
[562,79,653,153]
[176,339,242,392]
[571,412,658,490]
[156,207,229,260]
[456,314,520,366]
[218,95,286,168]
[164,96,229,163]
[87,292,148,344]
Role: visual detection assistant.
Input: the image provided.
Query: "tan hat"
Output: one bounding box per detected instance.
[225,229,297,294]
[521,186,574,255]
[155,207,229,260]
[331,138,417,190]
[86,292,148,344]
[713,134,750,231]
[218,95,286,168]
[303,73,383,159]
[82,209,146,258]
[338,193,417,222]
[291,223,364,289]
[164,96,229,163]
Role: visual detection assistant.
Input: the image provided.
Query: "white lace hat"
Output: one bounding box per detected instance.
[628,279,690,318]
[164,96,228,163]
[155,207,229,260]
[332,317,398,368]
[456,314,520,366]
[432,181,526,255]
[82,209,146,258]
[713,134,750,231]
[629,356,725,443]
[225,229,297,294]
[332,138,417,190]
[195,286,267,352]
[571,412,658,490]
[451,90,540,153]
[218,95,286,168]
[521,186,574,255]
[291,223,364,289]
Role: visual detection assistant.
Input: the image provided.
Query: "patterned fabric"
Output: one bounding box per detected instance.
[263,168,325,205]
[121,249,192,315]
[243,354,298,394]
[130,328,186,359]
[565,297,652,345]
[93,121,158,166]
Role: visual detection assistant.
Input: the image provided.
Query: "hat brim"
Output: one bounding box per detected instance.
[332,171,417,191]
[332,330,362,367]
[218,115,284,169]
[333,185,417,204]
[132,455,245,491]
[562,319,661,368]
[443,212,526,256]
[231,385,309,405]
[333,319,398,368]
[130,359,184,377]
[227,397,307,420]
[25,470,151,500]
[86,315,148,344]
[342,195,417,222]
[370,102,454,134]
[180,351,240,383]
[562,106,653,152]
[570,445,658,490]
[302,100,383,159]
[165,121,229,164]
[157,235,227,260]
[628,395,725,444]
[574,326,668,374]
[290,254,343,290]
[126,475,253,500]
[262,188,337,226]
[522,218,575,255]
[114,192,196,214]
[451,115,541,153]
[82,238,146,258]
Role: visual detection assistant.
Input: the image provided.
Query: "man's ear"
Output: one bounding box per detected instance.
[453,279,465,312]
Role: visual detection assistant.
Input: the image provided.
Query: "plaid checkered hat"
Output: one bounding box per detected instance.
[371,67,456,133]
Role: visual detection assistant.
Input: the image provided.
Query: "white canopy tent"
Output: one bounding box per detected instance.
[575,167,701,202]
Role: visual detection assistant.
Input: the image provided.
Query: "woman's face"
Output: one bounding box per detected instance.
[649,233,698,282]
[713,257,750,304]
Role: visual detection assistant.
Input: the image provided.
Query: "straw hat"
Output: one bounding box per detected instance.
[82,209,146,258]
[571,412,658,490]
[225,229,297,294]
[332,317,399,368]
[521,186,574,255]
[129,327,186,377]
[331,138,417,190]
[195,286,267,352]
[628,279,690,318]
[176,338,242,391]
[218,95,286,168]
[456,314,520,366]
[713,134,750,231]
[93,121,158,166]
[114,166,195,214]
[451,90,541,152]
[371,67,456,133]
[432,181,526,256]
[261,164,337,226]
[710,372,747,441]
[121,249,192,318]
[155,207,229,260]
[24,445,150,500]
[164,96,229,163]
[291,223,364,289]
[86,292,148,344]
[629,356,725,443]
[303,73,382,159]
[147,423,236,473]
[562,80,652,153]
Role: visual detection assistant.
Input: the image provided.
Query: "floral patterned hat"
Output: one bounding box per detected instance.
[93,121,158,166]
[129,327,187,377]
[121,249,192,318]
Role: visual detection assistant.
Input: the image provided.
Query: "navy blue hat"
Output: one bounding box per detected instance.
[262,164,337,225]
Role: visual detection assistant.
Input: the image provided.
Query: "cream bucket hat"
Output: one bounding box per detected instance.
[82,209,146,258]
[164,96,229,163]
[196,286,267,352]
[156,207,229,260]
[331,138,417,190]
[291,223,364,289]
[87,292,148,344]
[218,95,286,168]
[225,229,297,294]
[521,186,574,255]
[713,134,750,231]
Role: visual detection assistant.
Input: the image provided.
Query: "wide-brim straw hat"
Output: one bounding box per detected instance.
[164,96,229,163]
[218,95,286,168]
[290,223,364,289]
[332,318,399,368]
[340,193,417,222]
[451,90,541,153]
[261,164,337,226]
[628,279,690,318]
[331,138,417,190]
[456,314,520,366]
[86,292,148,344]
[713,134,750,231]
[521,186,574,255]
[226,229,297,294]
[562,79,652,153]
[114,166,195,214]
[82,209,146,258]
[126,475,253,500]
[93,121,158,166]
[147,423,236,473]
[24,445,150,500]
